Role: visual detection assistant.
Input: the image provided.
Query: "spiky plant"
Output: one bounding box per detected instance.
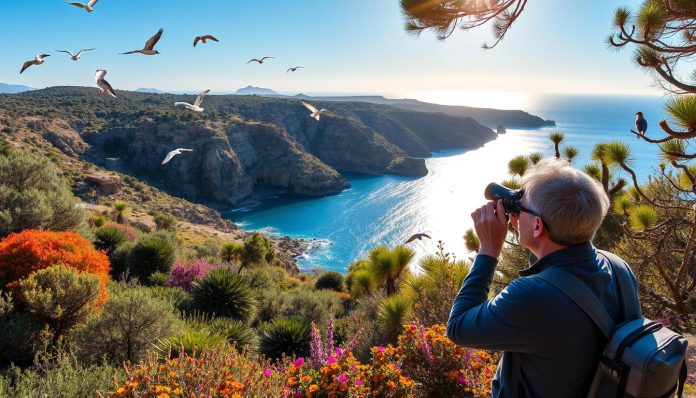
[549,132,564,158]
[154,331,226,358]
[563,146,579,162]
[463,229,480,253]
[190,268,256,322]
[126,233,177,281]
[314,271,344,292]
[507,155,529,177]
[259,317,310,361]
[208,318,258,351]
[378,294,412,343]
[112,201,128,224]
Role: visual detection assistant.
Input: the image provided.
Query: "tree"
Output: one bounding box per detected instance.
[236,233,276,273]
[220,241,244,265]
[0,151,85,237]
[366,246,415,296]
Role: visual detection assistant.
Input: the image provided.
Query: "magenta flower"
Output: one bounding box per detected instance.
[168,259,219,291]
[326,356,336,364]
[458,376,467,384]
[263,368,272,378]
[293,357,305,368]
[338,373,348,383]
[376,346,385,353]
[355,379,363,386]
[334,347,344,357]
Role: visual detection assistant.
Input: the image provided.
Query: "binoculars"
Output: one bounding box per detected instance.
[484,182,524,216]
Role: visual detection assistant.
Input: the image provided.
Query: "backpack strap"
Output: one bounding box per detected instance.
[532,268,614,338]
[597,250,641,319]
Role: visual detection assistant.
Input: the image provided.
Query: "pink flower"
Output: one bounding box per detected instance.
[355,379,363,386]
[334,347,344,357]
[263,368,272,378]
[338,373,348,383]
[458,376,467,384]
[326,356,336,364]
[376,346,385,353]
[294,357,305,368]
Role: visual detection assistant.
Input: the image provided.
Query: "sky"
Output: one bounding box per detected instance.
[0,0,660,106]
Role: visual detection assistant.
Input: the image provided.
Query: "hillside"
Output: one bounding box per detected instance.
[0,86,496,208]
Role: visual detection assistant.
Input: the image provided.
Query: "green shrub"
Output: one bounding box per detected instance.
[109,241,134,278]
[147,271,170,287]
[153,212,177,231]
[259,317,310,361]
[74,288,180,364]
[126,232,177,281]
[90,214,108,228]
[315,271,344,291]
[154,331,226,358]
[18,265,101,342]
[190,268,255,322]
[93,225,129,255]
[142,286,189,310]
[208,318,258,351]
[0,313,41,367]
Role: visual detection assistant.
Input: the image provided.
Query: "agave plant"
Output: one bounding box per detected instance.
[259,317,310,361]
[190,268,256,322]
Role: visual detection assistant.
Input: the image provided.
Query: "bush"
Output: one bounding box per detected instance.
[168,259,219,291]
[315,271,344,291]
[147,271,169,286]
[260,317,311,361]
[18,265,102,342]
[153,212,177,231]
[109,241,134,279]
[93,225,129,256]
[126,232,177,281]
[0,151,85,237]
[154,331,226,358]
[0,313,41,367]
[0,230,110,300]
[74,288,180,364]
[208,318,259,351]
[190,268,255,322]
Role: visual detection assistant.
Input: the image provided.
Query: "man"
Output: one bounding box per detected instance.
[447,158,639,397]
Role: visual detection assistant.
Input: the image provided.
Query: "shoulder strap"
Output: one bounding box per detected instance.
[532,268,614,338]
[597,250,641,319]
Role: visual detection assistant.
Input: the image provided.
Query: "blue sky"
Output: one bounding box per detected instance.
[0,0,657,103]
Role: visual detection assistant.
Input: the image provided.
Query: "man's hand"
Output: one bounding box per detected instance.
[471,199,508,259]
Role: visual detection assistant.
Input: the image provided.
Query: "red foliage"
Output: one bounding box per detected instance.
[0,230,110,303]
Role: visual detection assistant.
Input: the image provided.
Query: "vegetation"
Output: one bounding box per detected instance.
[125,232,177,281]
[314,271,344,291]
[190,267,256,322]
[260,316,311,361]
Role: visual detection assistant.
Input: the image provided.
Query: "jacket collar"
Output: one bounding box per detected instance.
[518,242,596,277]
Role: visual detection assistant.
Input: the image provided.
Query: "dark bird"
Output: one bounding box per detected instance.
[633,111,647,139]
[95,69,117,98]
[20,54,50,74]
[404,233,432,244]
[287,66,304,73]
[121,28,163,55]
[66,0,98,12]
[193,35,219,47]
[57,48,94,61]
[247,56,274,64]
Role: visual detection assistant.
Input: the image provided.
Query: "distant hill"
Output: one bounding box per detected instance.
[0,83,37,94]
[234,86,279,96]
[136,87,167,94]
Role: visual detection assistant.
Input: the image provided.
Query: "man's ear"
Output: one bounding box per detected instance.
[532,218,544,239]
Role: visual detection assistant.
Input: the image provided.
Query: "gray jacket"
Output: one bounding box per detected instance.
[446,243,638,397]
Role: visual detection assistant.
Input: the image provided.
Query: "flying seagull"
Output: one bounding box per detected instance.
[247,56,274,64]
[20,54,50,74]
[121,28,163,55]
[632,111,647,139]
[301,101,329,121]
[95,69,117,98]
[193,35,219,47]
[404,233,432,244]
[162,148,193,165]
[287,66,304,73]
[57,48,94,61]
[66,0,98,12]
[174,89,210,113]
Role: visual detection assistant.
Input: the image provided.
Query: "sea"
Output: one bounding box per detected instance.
[223,94,667,273]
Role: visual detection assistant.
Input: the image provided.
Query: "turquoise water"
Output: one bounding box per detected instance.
[225,94,667,273]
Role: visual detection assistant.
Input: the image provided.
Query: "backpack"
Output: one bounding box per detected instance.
[534,250,689,398]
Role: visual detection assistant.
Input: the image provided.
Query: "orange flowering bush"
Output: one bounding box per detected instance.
[0,230,110,303]
[383,323,498,397]
[108,346,287,398]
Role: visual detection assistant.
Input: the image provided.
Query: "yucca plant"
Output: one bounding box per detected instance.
[93,226,129,256]
[507,155,529,177]
[378,294,412,343]
[315,271,344,292]
[259,317,310,361]
[208,318,258,351]
[126,233,177,281]
[549,132,564,158]
[154,331,226,358]
[112,201,128,224]
[190,268,256,322]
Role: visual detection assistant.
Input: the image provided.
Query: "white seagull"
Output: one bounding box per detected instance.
[301,101,329,121]
[162,148,193,165]
[57,48,94,61]
[193,35,219,47]
[247,56,274,64]
[20,54,50,74]
[121,29,163,55]
[95,69,117,98]
[66,0,98,12]
[174,89,210,113]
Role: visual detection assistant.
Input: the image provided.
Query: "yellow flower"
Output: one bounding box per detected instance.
[157,394,170,398]
[172,388,182,395]
[115,387,125,395]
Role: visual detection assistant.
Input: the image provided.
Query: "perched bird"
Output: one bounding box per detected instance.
[162,148,193,165]
[95,69,117,98]
[66,0,98,12]
[57,48,94,61]
[287,66,304,73]
[405,233,432,244]
[121,28,163,55]
[193,35,219,47]
[301,101,329,121]
[247,56,274,64]
[634,112,647,138]
[175,89,210,113]
[20,54,50,74]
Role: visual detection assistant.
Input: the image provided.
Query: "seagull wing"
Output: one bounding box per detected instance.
[95,69,106,81]
[193,36,201,47]
[98,78,117,98]
[421,233,432,240]
[77,48,95,56]
[87,0,98,7]
[203,35,219,42]
[144,28,164,50]
[405,235,418,244]
[67,2,86,9]
[20,60,34,74]
[260,56,275,61]
[194,89,210,107]
[57,50,76,57]
[287,68,293,72]
[37,54,50,60]
[247,59,260,64]
[177,148,194,152]
[120,50,139,55]
[301,101,318,113]
[162,150,178,165]
[295,66,304,69]
[175,102,193,108]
